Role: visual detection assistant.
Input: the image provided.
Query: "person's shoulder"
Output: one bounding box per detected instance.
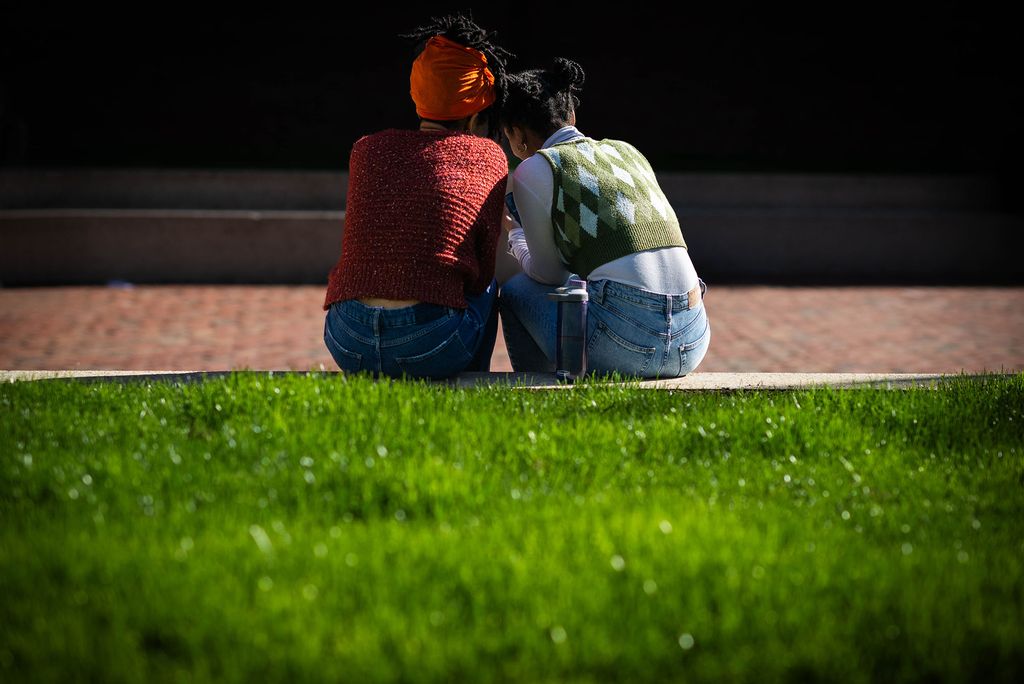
[442,135,508,179]
[513,153,553,185]
[475,135,509,163]
[459,133,503,151]
[353,128,470,156]
[354,128,410,148]
[348,129,398,157]
[451,134,506,161]
[509,154,552,197]
[597,137,646,158]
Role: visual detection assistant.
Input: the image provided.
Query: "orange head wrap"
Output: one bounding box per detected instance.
[409,34,496,121]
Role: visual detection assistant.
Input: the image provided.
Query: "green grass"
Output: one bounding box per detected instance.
[1,372,1023,683]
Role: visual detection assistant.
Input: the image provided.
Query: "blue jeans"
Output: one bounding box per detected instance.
[498,273,711,378]
[323,279,499,379]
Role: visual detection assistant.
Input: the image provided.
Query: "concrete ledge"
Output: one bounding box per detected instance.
[2,207,1020,285]
[0,169,350,211]
[1,370,1005,390]
[679,209,1020,283]
[2,169,1020,285]
[1,209,343,284]
[0,169,1009,211]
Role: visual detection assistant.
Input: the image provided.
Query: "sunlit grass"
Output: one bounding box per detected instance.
[1,372,1022,682]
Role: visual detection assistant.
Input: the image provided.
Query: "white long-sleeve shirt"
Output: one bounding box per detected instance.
[505,124,699,292]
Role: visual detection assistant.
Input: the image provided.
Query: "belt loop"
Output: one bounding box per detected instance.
[665,293,673,322]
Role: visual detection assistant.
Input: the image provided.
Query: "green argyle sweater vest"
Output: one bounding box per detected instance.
[535,137,686,279]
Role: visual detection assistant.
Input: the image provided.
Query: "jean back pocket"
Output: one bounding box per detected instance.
[393,329,473,379]
[324,316,365,373]
[585,319,657,377]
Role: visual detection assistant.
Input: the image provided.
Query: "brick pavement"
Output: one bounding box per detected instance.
[1,286,1022,374]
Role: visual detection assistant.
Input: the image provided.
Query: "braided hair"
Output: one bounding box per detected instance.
[398,11,514,141]
[500,58,585,139]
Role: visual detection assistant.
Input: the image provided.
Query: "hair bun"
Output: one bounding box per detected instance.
[548,57,585,92]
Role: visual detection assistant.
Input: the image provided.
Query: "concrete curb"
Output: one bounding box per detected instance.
[1,370,1007,390]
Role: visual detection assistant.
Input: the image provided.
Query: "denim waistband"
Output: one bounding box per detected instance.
[332,298,454,327]
[587,278,706,312]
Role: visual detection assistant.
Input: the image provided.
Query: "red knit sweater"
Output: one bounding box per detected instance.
[323,128,509,310]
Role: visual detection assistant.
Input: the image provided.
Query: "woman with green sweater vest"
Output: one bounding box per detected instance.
[498,58,711,378]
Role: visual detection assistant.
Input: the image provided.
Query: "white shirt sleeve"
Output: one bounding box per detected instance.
[506,156,574,285]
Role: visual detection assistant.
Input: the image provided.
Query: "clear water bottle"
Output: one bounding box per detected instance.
[547,278,588,382]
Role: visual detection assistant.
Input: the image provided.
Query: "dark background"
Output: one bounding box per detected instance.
[1,2,1020,174]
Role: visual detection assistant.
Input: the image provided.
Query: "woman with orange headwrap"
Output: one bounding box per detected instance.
[322,13,515,379]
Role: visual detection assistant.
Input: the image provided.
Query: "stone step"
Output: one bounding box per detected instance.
[1,169,1010,211]
[1,207,1019,284]
[1,209,343,285]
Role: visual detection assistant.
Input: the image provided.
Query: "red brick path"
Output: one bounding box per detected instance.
[1,286,1022,373]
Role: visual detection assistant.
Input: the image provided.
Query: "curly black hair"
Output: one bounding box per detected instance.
[500,57,584,139]
[398,10,515,141]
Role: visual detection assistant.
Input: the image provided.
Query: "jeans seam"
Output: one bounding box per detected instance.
[328,311,376,347]
[588,322,656,374]
[605,292,665,310]
[679,308,709,347]
[682,317,711,351]
[324,321,363,362]
[591,320,658,355]
[394,328,472,366]
[597,300,668,338]
[381,315,457,348]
